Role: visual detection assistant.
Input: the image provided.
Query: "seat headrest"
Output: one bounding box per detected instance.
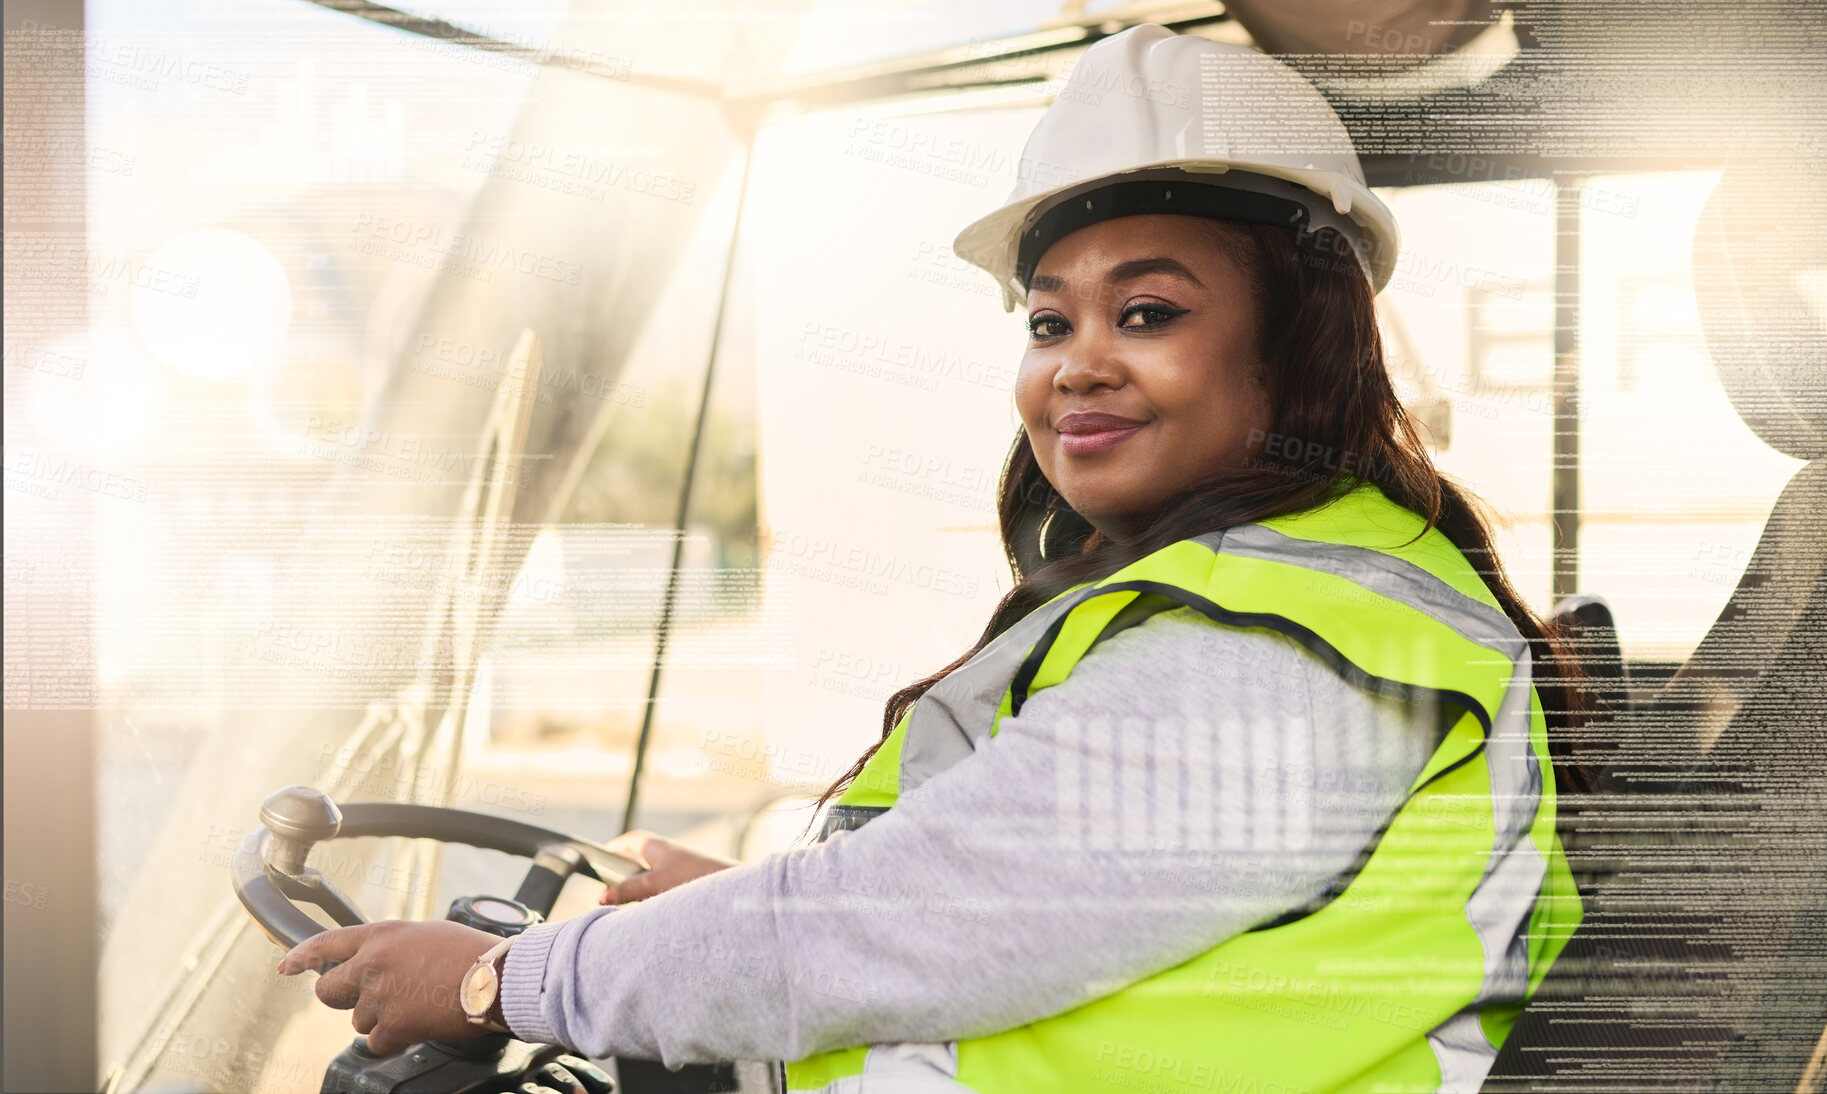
[1691,168,1827,460]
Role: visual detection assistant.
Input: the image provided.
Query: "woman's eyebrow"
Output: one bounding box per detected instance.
[1028,257,1206,296]
[1107,257,1206,288]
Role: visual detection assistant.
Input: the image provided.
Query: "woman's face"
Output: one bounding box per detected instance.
[1015,214,1273,544]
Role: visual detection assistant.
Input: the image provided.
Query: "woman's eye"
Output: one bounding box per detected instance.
[1119,304,1185,329]
[1028,315,1069,340]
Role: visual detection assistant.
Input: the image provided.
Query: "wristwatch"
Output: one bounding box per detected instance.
[460,935,515,1033]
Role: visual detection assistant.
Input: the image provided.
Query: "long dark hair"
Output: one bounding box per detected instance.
[815,219,1596,813]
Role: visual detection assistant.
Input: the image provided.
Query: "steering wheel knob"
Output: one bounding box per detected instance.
[260,786,342,872]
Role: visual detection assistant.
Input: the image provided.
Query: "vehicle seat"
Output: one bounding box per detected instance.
[1481,166,1827,1090]
[1550,595,1630,723]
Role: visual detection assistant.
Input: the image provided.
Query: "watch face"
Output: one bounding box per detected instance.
[471,898,525,925]
[463,963,499,1017]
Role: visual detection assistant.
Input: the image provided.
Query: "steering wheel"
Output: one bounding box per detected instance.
[231,785,642,951]
[229,786,651,1094]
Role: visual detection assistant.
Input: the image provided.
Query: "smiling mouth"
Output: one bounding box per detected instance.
[1058,422,1144,457]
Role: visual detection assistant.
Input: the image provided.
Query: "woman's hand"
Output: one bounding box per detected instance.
[600,830,737,905]
[276,920,504,1056]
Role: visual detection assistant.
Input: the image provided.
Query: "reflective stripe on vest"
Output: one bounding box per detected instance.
[787,485,1582,1093]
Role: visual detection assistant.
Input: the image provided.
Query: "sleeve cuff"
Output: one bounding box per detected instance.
[499,907,615,1046]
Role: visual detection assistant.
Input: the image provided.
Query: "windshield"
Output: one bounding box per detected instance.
[4,1,1815,1091]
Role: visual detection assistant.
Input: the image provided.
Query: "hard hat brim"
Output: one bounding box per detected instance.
[953,160,1401,312]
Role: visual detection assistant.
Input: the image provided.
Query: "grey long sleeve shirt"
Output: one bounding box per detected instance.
[498,606,1440,1065]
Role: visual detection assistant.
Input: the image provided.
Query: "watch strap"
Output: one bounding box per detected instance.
[485,938,513,1030]
[465,935,516,1032]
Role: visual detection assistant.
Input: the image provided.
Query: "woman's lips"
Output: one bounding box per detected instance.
[1058,423,1144,456]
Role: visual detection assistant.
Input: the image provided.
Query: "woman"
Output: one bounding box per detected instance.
[280,25,1585,1092]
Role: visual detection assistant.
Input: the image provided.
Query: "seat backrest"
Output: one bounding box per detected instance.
[1549,595,1630,722]
[1482,166,1827,1090]
[1643,159,1827,754]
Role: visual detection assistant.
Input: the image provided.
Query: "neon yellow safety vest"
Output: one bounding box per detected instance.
[784,483,1582,1093]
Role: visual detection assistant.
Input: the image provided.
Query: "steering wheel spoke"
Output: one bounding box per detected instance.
[266,862,368,929]
[515,844,586,916]
[232,787,643,952]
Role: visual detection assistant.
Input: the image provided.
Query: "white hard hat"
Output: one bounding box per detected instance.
[953,24,1401,311]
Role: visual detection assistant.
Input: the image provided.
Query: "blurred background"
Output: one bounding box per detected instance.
[5,1,1824,1091]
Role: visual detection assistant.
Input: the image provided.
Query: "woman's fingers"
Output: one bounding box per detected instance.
[603,829,658,868]
[601,829,660,904]
[278,923,375,976]
[597,833,738,904]
[299,931,378,1008]
[601,830,664,903]
[273,919,502,1056]
[363,1021,413,1058]
[601,869,664,906]
[315,965,367,1010]
[351,991,383,1037]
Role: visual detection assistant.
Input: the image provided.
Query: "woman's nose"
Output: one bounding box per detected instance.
[1053,336,1126,393]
